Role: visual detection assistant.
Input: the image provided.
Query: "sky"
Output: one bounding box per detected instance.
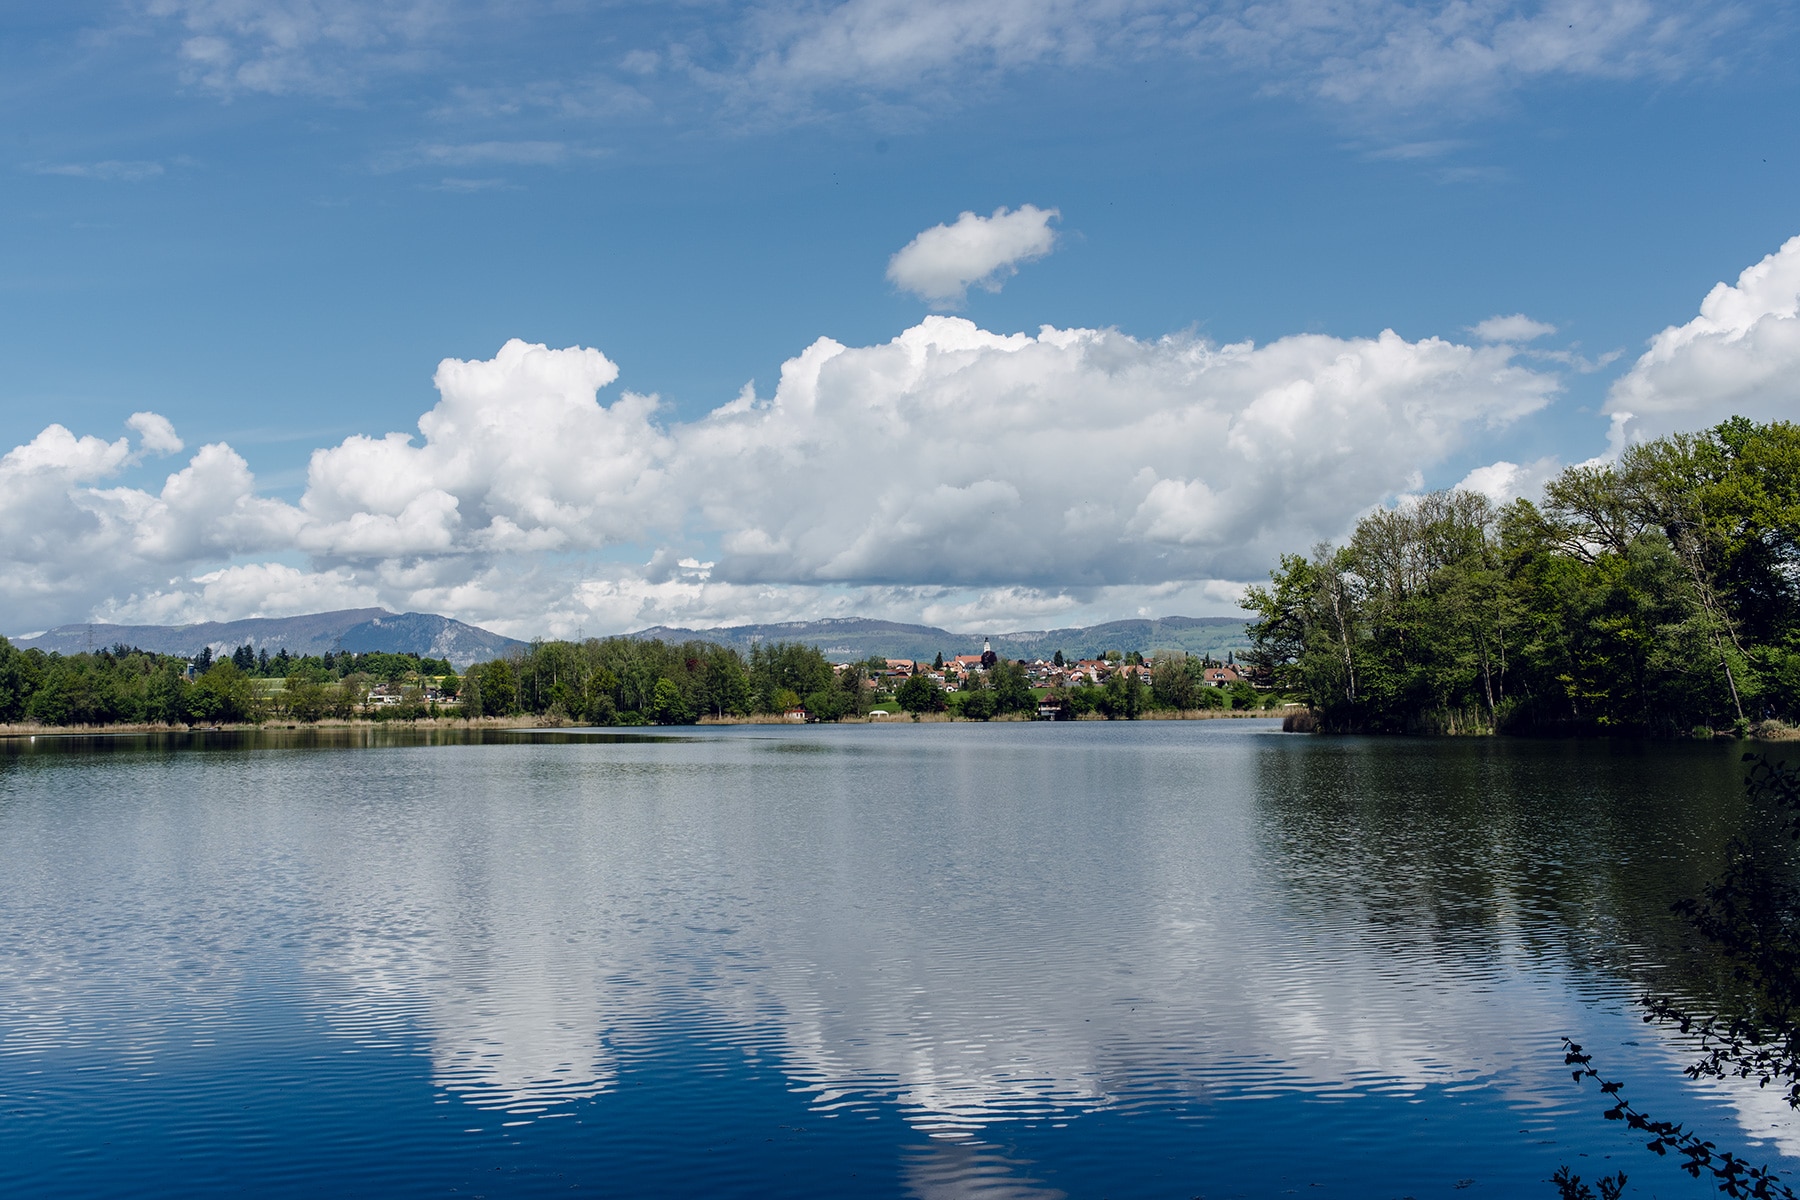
[3,0,1799,639]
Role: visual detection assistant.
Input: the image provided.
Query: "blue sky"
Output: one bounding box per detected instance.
[4,0,1800,637]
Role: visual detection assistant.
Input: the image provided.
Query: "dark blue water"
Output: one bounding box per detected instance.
[0,721,1789,1198]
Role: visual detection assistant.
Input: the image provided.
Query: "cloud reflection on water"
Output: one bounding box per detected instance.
[6,725,1785,1197]
[288,726,1783,1168]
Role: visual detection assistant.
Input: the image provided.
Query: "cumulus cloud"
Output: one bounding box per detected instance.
[0,416,300,631]
[1470,313,1556,342]
[886,206,1059,306]
[1606,233,1800,441]
[0,318,1563,637]
[1451,456,1563,504]
[685,318,1553,590]
[296,337,670,560]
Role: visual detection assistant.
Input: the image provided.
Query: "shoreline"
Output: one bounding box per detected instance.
[10,710,1788,740]
[0,708,1291,738]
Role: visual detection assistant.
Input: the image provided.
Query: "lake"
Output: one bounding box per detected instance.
[0,720,1789,1198]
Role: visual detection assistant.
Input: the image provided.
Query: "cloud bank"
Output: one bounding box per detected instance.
[25,223,1800,640]
[0,310,1564,637]
[887,205,1060,306]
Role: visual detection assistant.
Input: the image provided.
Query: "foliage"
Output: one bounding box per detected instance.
[950,677,999,720]
[987,660,1037,715]
[1245,419,1800,735]
[1559,757,1800,1197]
[452,636,860,725]
[185,660,261,723]
[1551,1166,1627,1200]
[896,673,947,713]
[1150,651,1199,711]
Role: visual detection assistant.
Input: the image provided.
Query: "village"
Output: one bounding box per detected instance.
[856,638,1250,694]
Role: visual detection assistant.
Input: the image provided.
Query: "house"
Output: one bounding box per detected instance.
[1036,700,1064,721]
[1202,666,1244,688]
[885,659,916,676]
[782,707,809,723]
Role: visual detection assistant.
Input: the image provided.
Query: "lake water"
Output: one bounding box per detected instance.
[0,721,1791,1198]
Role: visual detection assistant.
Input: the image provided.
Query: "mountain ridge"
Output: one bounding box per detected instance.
[13,609,525,668]
[12,611,1252,669]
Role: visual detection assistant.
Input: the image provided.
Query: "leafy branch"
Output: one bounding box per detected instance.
[1558,757,1800,1196]
[1563,1038,1795,1199]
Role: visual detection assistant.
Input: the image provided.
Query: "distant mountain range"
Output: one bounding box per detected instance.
[12,610,1251,669]
[628,615,1252,663]
[13,609,525,669]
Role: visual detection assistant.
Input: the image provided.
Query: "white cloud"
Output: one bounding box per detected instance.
[295,337,671,560]
[146,0,451,96]
[1451,456,1562,504]
[0,318,1561,636]
[133,0,1726,128]
[1606,233,1800,441]
[886,206,1059,306]
[23,160,165,182]
[730,0,1717,121]
[1287,0,1699,112]
[1470,313,1556,342]
[99,563,378,626]
[685,317,1553,591]
[0,414,304,632]
[127,412,185,456]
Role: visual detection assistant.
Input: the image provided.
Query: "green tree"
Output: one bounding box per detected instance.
[474,660,519,716]
[186,660,259,724]
[145,661,190,725]
[896,673,947,713]
[651,677,693,724]
[1150,651,1198,710]
[987,659,1035,714]
[956,686,998,720]
[700,647,751,717]
[283,674,328,723]
[1100,669,1145,719]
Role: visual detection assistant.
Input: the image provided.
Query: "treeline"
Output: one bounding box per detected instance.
[1,626,1280,730]
[0,640,461,727]
[0,642,254,725]
[459,638,1279,724]
[201,644,456,680]
[460,638,862,723]
[1244,417,1800,736]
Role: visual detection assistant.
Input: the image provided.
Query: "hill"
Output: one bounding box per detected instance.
[13,609,524,669]
[628,615,1251,663]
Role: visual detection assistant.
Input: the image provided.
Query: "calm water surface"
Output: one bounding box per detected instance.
[0,721,1789,1198]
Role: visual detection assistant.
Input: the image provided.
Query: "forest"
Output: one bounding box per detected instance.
[1244,417,1800,736]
